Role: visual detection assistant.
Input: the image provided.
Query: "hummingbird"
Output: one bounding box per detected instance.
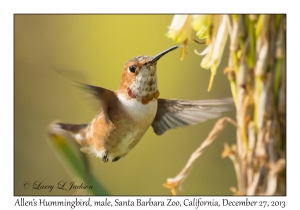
[51,46,233,163]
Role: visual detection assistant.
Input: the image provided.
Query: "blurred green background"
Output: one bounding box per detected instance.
[14,15,235,195]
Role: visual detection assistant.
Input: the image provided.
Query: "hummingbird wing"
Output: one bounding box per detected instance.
[151,98,234,135]
[75,82,117,108]
[50,67,117,110]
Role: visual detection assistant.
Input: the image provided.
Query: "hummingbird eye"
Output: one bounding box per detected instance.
[128,66,136,73]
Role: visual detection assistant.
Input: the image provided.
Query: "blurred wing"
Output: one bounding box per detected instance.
[151,98,234,135]
[75,82,117,109]
[50,67,116,109]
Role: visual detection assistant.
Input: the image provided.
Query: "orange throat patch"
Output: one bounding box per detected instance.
[127,88,159,105]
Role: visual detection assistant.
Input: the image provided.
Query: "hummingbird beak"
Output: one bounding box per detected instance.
[148,46,178,65]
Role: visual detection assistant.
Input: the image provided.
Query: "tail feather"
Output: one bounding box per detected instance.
[56,123,88,147]
[57,123,87,133]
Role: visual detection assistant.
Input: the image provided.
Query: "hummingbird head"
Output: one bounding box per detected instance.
[119,46,178,104]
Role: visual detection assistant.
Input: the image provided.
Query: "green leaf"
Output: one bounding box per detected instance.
[48,133,109,195]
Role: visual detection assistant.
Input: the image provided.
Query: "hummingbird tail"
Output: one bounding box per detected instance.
[56,123,89,147]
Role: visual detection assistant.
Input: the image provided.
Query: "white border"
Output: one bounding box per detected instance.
[1,0,298,209]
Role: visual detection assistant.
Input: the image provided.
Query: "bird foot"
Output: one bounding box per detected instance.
[102,154,109,163]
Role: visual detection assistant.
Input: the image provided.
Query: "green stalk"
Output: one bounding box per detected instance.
[254,75,263,131]
[275,14,282,29]
[230,79,238,107]
[255,15,264,38]
[247,16,256,68]
[233,52,239,75]
[274,58,283,105]
[232,14,238,21]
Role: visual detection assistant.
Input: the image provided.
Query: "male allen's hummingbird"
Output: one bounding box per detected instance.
[51,46,233,163]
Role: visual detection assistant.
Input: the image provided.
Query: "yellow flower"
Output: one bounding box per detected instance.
[166,15,194,60]
[166,15,228,91]
[166,15,193,43]
[191,15,213,41]
[196,15,228,91]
